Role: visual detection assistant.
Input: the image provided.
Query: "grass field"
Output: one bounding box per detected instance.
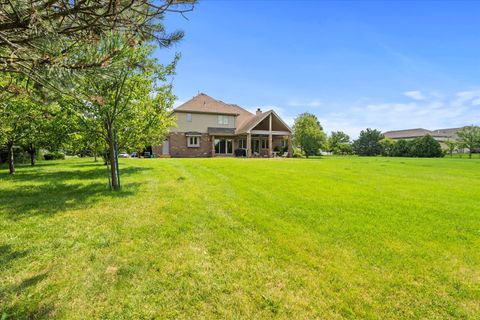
[1,157,479,319]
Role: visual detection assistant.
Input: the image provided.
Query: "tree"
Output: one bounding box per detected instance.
[457,126,480,158]
[328,131,351,155]
[352,128,384,156]
[0,1,195,79]
[0,83,41,174]
[292,113,327,158]
[379,137,396,156]
[69,42,176,189]
[443,139,458,157]
[409,135,443,158]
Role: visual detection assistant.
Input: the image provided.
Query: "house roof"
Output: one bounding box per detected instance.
[383,127,463,139]
[431,127,462,138]
[174,93,254,129]
[207,127,236,135]
[383,128,433,139]
[235,110,292,134]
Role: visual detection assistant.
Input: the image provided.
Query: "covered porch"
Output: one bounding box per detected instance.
[210,110,293,158]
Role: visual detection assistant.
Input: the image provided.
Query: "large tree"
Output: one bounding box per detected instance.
[352,128,384,156]
[293,113,327,158]
[457,126,480,158]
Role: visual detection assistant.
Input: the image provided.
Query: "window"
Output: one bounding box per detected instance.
[281,139,288,148]
[187,136,200,147]
[261,139,269,149]
[239,139,246,149]
[186,113,192,122]
[217,115,229,125]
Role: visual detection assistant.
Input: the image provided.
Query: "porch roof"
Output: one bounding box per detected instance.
[207,127,236,135]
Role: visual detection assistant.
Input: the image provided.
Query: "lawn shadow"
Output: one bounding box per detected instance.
[0,164,149,220]
[1,271,53,319]
[0,244,29,267]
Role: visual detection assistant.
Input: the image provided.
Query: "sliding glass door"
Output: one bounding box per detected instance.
[214,138,233,154]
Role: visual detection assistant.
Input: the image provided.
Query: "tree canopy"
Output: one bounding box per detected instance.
[352,128,384,156]
[292,113,327,157]
[457,126,480,158]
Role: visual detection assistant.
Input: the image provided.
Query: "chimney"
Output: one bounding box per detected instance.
[256,108,262,115]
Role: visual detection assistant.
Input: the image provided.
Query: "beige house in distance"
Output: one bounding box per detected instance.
[153,93,293,158]
[383,127,463,149]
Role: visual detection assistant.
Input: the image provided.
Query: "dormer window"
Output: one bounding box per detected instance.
[186,113,192,122]
[217,115,229,125]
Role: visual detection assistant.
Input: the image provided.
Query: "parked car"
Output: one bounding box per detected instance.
[130,152,138,158]
[119,153,130,158]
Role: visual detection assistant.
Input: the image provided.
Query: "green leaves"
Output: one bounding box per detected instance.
[293,113,327,157]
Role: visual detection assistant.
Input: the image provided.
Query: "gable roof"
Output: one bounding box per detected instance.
[235,110,292,134]
[174,93,254,129]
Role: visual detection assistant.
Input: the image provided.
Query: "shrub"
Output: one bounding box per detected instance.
[391,139,412,157]
[409,135,443,158]
[379,138,396,156]
[44,152,66,160]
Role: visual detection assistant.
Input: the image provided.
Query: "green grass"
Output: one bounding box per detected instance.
[1,157,479,319]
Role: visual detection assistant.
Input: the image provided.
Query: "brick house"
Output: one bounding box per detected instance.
[153,93,293,158]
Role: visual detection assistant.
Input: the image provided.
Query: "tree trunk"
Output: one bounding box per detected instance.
[7,143,15,175]
[107,126,120,190]
[28,143,36,166]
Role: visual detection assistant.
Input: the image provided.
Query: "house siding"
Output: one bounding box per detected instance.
[171,112,236,133]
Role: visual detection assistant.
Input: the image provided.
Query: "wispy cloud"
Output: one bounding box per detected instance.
[404,90,426,100]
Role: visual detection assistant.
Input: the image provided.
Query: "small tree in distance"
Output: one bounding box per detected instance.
[352,128,384,156]
[328,131,351,155]
[444,139,458,157]
[457,126,480,158]
[293,113,327,158]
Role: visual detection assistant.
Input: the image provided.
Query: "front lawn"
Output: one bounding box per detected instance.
[1,157,479,319]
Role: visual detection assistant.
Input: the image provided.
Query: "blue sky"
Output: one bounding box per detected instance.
[158,0,480,137]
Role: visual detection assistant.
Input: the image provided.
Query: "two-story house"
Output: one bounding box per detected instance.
[153,93,293,158]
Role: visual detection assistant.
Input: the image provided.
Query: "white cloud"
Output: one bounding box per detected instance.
[404,90,426,100]
[319,89,480,138]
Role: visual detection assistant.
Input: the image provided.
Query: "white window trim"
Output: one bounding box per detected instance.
[239,139,246,149]
[217,115,229,125]
[186,113,192,122]
[187,136,200,147]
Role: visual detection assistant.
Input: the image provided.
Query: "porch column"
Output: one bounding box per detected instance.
[268,113,273,157]
[211,135,215,157]
[288,135,293,158]
[247,133,252,157]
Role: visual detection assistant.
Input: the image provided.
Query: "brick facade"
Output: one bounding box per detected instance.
[153,134,290,158]
[168,133,212,158]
